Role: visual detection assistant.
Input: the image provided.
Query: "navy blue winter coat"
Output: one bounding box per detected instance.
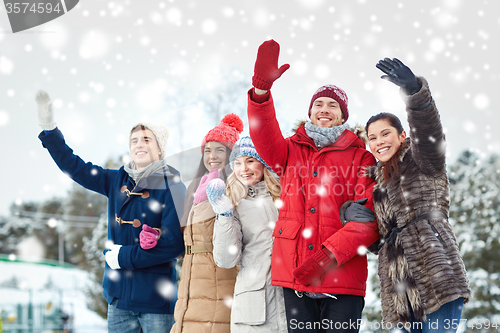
[39,128,186,314]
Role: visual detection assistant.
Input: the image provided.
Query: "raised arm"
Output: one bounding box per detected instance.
[36,90,115,196]
[248,40,291,175]
[204,177,243,268]
[376,58,446,174]
[212,214,243,269]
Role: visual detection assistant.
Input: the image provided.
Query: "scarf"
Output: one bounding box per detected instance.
[304,122,350,149]
[124,159,169,186]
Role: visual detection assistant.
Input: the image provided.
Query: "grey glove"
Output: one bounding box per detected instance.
[376,58,421,95]
[339,198,375,226]
[35,89,56,131]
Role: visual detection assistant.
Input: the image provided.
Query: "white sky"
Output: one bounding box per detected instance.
[0,0,499,216]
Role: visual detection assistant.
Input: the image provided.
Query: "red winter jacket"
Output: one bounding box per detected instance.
[248,89,379,296]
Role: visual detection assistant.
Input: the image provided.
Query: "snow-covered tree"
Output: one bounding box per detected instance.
[448,151,500,330]
[63,182,107,267]
[82,213,108,319]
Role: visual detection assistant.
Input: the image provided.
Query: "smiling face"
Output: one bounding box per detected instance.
[203,141,228,171]
[233,156,265,186]
[130,129,161,170]
[310,97,344,128]
[367,119,407,162]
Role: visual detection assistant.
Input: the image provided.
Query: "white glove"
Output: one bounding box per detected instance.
[105,244,122,269]
[35,89,56,131]
[206,178,233,216]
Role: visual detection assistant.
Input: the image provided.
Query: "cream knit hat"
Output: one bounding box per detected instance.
[129,123,169,159]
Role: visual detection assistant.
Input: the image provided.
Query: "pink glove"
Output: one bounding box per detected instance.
[140,224,160,250]
[193,168,220,204]
[252,40,290,90]
[293,248,336,286]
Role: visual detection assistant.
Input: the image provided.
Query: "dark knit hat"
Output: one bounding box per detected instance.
[308,85,349,121]
[201,113,244,152]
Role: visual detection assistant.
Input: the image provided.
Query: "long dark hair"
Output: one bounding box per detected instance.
[193,145,232,181]
[366,112,405,183]
[180,145,232,228]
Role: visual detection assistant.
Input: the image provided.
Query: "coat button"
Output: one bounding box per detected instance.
[313,171,318,177]
[434,233,439,237]
[308,244,314,250]
[310,208,316,213]
[279,229,283,235]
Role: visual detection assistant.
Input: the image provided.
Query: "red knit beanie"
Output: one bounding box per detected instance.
[308,85,349,121]
[201,113,244,152]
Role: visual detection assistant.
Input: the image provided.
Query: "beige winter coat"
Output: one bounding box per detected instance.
[170,197,239,333]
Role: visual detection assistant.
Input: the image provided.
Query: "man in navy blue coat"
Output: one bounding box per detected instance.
[36,89,186,333]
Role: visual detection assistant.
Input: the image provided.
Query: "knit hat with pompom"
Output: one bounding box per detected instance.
[201,113,244,152]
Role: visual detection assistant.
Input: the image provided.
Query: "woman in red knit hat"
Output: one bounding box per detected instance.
[170,113,244,333]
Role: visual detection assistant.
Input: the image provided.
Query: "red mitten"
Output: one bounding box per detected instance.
[252,40,290,90]
[293,248,336,286]
[140,224,160,250]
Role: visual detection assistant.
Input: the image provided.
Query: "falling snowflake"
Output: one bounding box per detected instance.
[0,57,14,74]
[227,245,238,255]
[357,245,367,255]
[201,19,217,34]
[148,199,162,213]
[157,279,176,299]
[302,228,312,239]
[223,296,233,308]
[275,199,284,209]
[108,270,120,282]
[79,31,109,59]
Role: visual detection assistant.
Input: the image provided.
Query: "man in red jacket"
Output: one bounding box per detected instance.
[247,40,379,333]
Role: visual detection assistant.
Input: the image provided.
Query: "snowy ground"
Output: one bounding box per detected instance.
[0,258,107,332]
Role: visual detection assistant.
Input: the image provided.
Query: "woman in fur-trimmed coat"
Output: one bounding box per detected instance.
[365,58,470,332]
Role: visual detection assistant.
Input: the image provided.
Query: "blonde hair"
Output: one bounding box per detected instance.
[226,168,281,208]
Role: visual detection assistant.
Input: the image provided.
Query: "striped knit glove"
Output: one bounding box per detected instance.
[35,89,57,131]
[293,248,336,286]
[206,178,233,216]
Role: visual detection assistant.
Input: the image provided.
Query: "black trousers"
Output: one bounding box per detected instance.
[283,288,365,333]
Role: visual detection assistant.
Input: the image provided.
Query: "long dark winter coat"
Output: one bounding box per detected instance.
[369,77,471,327]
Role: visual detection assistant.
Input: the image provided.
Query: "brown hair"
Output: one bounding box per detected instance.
[366,112,404,183]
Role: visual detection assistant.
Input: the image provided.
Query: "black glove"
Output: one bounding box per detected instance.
[339,198,375,226]
[376,58,421,95]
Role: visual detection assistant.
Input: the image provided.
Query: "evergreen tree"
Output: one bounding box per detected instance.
[82,214,108,319]
[448,151,500,331]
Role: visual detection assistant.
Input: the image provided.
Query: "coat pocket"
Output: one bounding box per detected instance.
[232,278,267,325]
[129,272,168,307]
[272,219,302,239]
